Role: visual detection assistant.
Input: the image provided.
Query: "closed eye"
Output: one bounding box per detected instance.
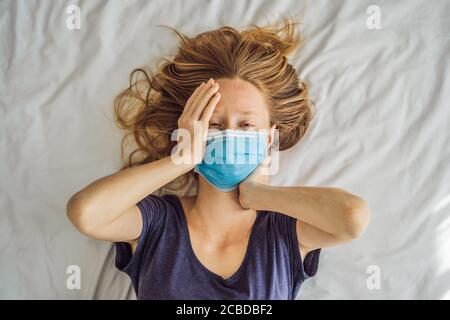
[239,122,255,128]
[209,122,222,128]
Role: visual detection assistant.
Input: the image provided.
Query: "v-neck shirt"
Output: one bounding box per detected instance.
[115,193,321,299]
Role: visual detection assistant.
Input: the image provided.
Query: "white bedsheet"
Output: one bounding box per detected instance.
[1,0,449,299]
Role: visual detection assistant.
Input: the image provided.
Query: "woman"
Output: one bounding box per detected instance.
[66,19,370,300]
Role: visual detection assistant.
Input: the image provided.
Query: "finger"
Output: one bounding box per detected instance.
[186,78,214,114]
[190,82,205,103]
[200,92,221,124]
[192,82,219,119]
[262,153,271,164]
[184,82,205,114]
[261,156,271,174]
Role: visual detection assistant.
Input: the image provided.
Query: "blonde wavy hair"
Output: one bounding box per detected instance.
[114,17,315,195]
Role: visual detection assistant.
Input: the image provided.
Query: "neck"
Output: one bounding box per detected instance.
[190,176,257,242]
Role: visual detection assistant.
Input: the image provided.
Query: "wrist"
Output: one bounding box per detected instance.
[169,146,202,168]
[179,160,197,173]
[164,155,196,173]
[239,181,270,210]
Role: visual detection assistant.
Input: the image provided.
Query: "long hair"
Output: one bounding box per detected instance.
[114,17,314,195]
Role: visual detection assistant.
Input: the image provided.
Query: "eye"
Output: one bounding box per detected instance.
[239,122,255,129]
[209,122,222,128]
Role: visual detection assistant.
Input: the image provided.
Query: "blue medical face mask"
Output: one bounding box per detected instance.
[194,129,268,192]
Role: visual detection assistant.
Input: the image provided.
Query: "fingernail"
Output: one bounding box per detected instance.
[208,78,213,84]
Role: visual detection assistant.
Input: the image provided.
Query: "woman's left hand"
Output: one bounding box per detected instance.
[238,155,271,209]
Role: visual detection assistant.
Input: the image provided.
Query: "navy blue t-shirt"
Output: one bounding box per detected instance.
[115,194,321,299]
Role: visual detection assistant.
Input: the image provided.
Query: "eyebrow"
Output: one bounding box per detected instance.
[211,107,264,119]
[239,109,260,117]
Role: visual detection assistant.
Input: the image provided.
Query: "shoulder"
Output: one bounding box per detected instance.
[136,193,188,217]
[257,210,296,233]
[115,193,181,273]
[256,210,299,250]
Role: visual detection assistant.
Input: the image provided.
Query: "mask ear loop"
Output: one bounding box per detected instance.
[264,124,278,177]
[264,139,272,177]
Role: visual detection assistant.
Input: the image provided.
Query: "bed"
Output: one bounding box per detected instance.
[1,0,449,299]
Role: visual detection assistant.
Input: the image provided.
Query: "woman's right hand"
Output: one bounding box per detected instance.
[176,78,221,165]
[67,79,221,245]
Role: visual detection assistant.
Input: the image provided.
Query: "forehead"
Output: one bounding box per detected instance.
[213,78,269,117]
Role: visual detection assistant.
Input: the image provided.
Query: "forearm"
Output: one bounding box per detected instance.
[67,156,194,226]
[241,182,369,237]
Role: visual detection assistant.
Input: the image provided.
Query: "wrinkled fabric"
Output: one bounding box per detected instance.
[1,0,449,299]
